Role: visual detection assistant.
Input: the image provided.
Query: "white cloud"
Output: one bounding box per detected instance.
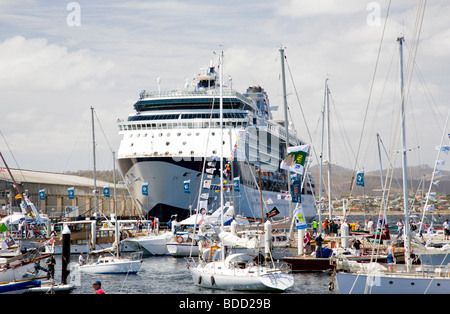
[0,36,115,91]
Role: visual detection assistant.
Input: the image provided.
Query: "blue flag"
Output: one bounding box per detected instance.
[291,179,302,203]
[356,170,364,187]
[234,177,240,192]
[183,180,190,194]
[39,189,45,200]
[142,182,148,196]
[68,187,75,199]
[103,186,110,198]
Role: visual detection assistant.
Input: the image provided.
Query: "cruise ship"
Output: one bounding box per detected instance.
[116,61,316,223]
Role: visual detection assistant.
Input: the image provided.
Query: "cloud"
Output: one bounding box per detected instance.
[0,36,115,91]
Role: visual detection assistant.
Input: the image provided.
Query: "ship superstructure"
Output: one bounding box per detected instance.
[117,63,316,223]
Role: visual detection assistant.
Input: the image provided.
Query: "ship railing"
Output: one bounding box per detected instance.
[139,89,251,105]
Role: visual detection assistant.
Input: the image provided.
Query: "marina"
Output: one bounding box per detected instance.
[0,1,449,300]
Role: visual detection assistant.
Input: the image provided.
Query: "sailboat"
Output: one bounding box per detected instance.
[335,37,450,294]
[77,111,142,274]
[186,50,294,292]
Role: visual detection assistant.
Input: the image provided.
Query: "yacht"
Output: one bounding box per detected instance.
[116,61,316,223]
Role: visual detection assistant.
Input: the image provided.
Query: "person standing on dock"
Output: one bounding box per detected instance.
[312,220,318,236]
[46,254,56,280]
[315,233,324,258]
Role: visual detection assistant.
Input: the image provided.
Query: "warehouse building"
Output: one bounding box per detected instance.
[0,169,138,219]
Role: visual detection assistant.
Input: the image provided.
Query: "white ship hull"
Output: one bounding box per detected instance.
[118,157,316,223]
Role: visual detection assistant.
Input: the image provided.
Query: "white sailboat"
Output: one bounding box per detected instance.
[335,37,450,294]
[77,117,142,274]
[186,50,294,292]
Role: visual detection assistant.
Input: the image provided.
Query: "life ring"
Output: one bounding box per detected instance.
[200,208,206,215]
[176,235,184,244]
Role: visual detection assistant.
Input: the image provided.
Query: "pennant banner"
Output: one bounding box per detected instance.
[39,189,45,200]
[234,177,240,192]
[68,187,75,200]
[356,170,365,187]
[103,186,110,198]
[142,182,148,196]
[183,180,190,194]
[293,205,307,230]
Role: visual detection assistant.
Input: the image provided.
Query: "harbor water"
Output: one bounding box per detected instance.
[50,213,446,295]
[57,255,334,295]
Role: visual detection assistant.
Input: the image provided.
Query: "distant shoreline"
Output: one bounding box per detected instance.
[331,210,450,216]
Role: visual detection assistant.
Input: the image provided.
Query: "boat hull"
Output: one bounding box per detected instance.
[167,242,199,257]
[189,266,294,291]
[118,157,316,223]
[77,259,142,274]
[336,272,450,294]
[122,232,173,256]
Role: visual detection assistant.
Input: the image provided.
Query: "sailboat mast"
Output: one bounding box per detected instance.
[398,36,411,271]
[219,51,225,260]
[279,47,292,218]
[91,106,98,218]
[113,151,119,258]
[325,81,332,219]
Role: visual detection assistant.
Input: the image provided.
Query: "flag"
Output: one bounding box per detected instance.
[203,180,211,189]
[266,207,280,218]
[436,160,446,166]
[200,193,209,199]
[234,177,240,191]
[426,204,435,212]
[142,182,148,196]
[0,223,7,233]
[103,186,110,198]
[303,232,311,248]
[39,189,45,200]
[206,168,215,174]
[433,180,440,187]
[435,170,442,176]
[280,144,310,175]
[183,180,190,193]
[356,170,364,187]
[68,187,75,199]
[293,205,307,230]
[426,192,436,202]
[436,145,450,154]
[291,179,301,203]
[265,198,274,205]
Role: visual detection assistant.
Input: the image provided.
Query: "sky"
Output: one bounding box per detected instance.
[0,0,449,178]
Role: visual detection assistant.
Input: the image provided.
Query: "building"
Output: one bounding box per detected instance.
[0,169,138,219]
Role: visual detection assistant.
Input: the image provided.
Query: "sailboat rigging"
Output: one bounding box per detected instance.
[186,50,294,292]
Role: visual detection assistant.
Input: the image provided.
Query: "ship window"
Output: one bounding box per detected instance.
[166,142,170,146]
[212,150,217,154]
[211,132,215,136]
[196,132,199,136]
[179,151,183,154]
[159,133,163,137]
[190,151,194,154]
[166,132,170,137]
[177,132,181,136]
[183,142,186,145]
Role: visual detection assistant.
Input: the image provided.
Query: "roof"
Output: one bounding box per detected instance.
[0,168,115,188]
